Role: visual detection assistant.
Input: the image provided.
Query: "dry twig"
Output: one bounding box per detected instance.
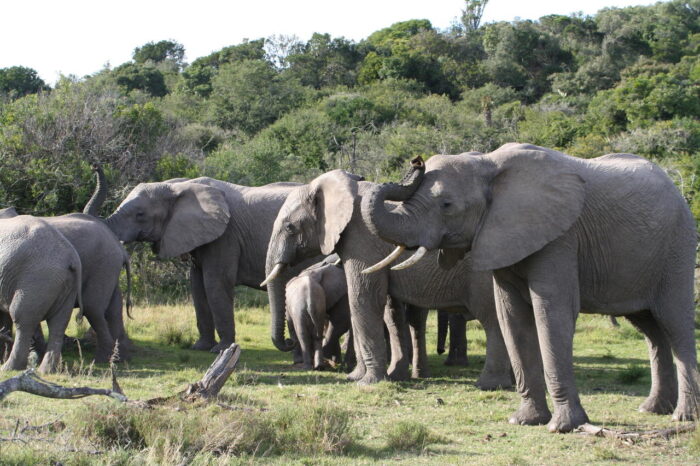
[0,369,127,403]
[576,422,696,444]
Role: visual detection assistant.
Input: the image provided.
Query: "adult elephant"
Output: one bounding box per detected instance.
[105,177,316,353]
[0,216,83,373]
[362,143,699,432]
[1,169,133,363]
[261,170,512,388]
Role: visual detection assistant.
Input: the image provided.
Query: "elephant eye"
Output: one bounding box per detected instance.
[284,222,296,234]
[441,201,452,209]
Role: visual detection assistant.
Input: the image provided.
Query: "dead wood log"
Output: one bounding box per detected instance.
[184,343,241,400]
[576,422,696,444]
[0,369,127,403]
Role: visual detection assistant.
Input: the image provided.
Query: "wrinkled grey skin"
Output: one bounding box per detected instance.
[363,143,699,432]
[1,170,133,363]
[437,310,469,366]
[0,216,83,373]
[285,259,352,370]
[106,177,315,353]
[265,170,512,387]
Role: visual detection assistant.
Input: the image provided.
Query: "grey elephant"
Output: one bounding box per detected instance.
[362,142,699,432]
[105,177,318,353]
[285,257,353,370]
[0,215,83,373]
[1,168,133,363]
[262,170,512,388]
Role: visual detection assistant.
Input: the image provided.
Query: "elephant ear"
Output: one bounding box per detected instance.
[310,170,358,255]
[158,183,231,258]
[470,149,586,271]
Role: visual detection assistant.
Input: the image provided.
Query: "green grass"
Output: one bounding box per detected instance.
[0,309,698,464]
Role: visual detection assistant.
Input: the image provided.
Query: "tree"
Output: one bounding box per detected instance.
[133,40,186,71]
[0,66,49,99]
[461,0,489,33]
[112,63,167,97]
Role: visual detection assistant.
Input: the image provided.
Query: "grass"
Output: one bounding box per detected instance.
[0,305,698,464]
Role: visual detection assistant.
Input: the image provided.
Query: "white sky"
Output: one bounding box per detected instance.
[1,0,660,85]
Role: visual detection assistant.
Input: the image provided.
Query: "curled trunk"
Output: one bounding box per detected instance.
[83,165,107,217]
[361,156,426,247]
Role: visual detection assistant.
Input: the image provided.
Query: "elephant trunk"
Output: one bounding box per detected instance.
[83,164,107,217]
[361,156,426,248]
[266,248,295,352]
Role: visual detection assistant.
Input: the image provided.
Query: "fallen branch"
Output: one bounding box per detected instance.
[184,343,241,400]
[576,422,696,444]
[0,369,127,403]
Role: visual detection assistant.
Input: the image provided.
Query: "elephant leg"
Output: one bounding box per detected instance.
[202,266,236,353]
[287,313,303,365]
[323,303,347,363]
[445,313,468,367]
[343,328,356,372]
[83,303,116,364]
[437,310,448,355]
[625,311,677,414]
[313,325,325,370]
[347,314,367,381]
[493,269,551,427]
[39,306,73,374]
[190,263,217,351]
[2,322,33,371]
[476,315,514,390]
[528,245,588,433]
[652,282,700,421]
[105,288,132,361]
[31,324,46,361]
[407,306,429,379]
[384,297,410,381]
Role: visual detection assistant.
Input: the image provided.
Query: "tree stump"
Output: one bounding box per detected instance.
[184,343,241,400]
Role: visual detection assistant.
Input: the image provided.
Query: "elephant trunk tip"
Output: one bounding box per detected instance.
[272,337,296,352]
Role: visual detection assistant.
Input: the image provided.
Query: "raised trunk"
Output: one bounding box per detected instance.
[361,156,426,247]
[83,165,107,217]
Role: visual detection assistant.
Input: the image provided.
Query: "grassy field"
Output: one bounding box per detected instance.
[1,289,699,465]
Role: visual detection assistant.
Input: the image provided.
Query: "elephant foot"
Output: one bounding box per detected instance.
[357,372,385,385]
[672,398,698,422]
[412,366,430,379]
[210,340,234,353]
[191,339,217,351]
[508,399,551,426]
[38,353,61,374]
[347,364,366,382]
[475,371,514,391]
[639,395,676,415]
[444,355,469,366]
[547,403,589,433]
[387,365,410,381]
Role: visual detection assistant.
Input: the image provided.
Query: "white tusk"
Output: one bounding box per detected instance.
[260,263,286,287]
[390,246,427,271]
[361,245,405,274]
[332,258,342,266]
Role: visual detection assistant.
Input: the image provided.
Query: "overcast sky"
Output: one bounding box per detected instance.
[2,0,659,84]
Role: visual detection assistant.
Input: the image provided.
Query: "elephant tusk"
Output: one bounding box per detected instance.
[361,245,405,274]
[391,246,428,271]
[260,263,286,287]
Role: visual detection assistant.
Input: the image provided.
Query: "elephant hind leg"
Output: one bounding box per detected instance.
[625,311,677,415]
[38,292,76,374]
[651,282,700,421]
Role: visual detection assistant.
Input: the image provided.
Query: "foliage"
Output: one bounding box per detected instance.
[0,66,48,99]
[133,39,186,71]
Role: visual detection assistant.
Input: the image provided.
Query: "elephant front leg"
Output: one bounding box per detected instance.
[493,270,551,426]
[202,267,236,353]
[190,264,217,351]
[345,271,387,385]
[445,312,468,367]
[476,317,513,390]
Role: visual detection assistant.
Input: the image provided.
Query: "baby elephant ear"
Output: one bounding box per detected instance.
[158,182,230,258]
[471,149,586,271]
[311,170,358,255]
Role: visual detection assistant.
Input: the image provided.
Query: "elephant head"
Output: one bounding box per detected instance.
[105,180,231,258]
[262,170,369,352]
[361,143,586,271]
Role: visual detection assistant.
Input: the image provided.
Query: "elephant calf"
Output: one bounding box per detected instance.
[285,258,352,370]
[0,216,83,373]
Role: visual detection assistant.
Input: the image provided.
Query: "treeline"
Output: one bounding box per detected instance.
[1,0,699,221]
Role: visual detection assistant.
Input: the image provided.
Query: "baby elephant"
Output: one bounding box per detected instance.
[286,258,350,370]
[0,216,83,373]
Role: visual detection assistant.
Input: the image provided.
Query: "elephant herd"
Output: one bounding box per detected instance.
[0,143,698,434]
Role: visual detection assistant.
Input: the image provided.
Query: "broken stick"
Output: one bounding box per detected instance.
[0,369,127,403]
[185,343,241,400]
